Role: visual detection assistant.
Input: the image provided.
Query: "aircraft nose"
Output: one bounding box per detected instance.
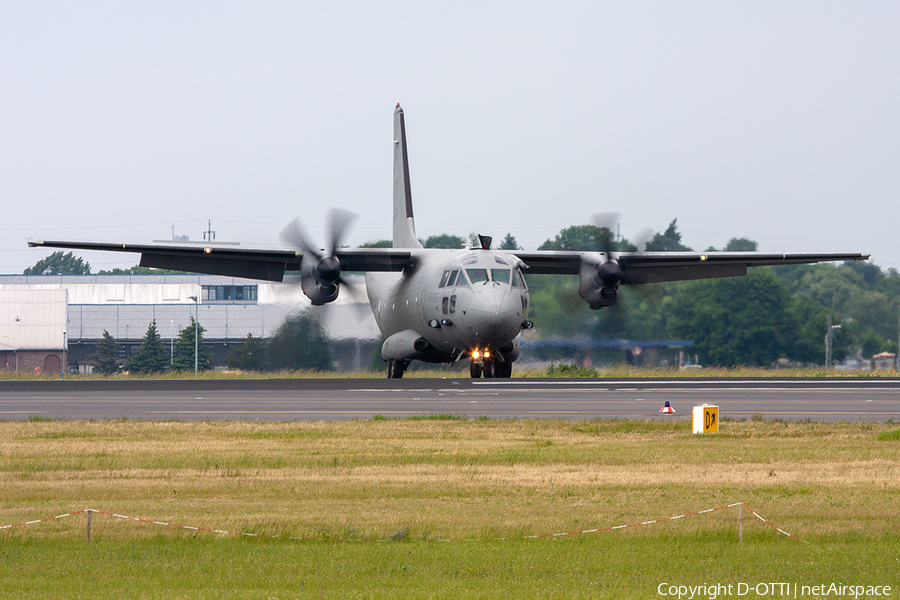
[465,286,521,346]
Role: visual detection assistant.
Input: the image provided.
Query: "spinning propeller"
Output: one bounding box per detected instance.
[280,208,365,305]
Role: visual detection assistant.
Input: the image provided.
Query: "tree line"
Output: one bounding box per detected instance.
[92,313,332,374]
[525,221,896,367]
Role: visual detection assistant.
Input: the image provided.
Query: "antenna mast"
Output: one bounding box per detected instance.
[202,220,216,242]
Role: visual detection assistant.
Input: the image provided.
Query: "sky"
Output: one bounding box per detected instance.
[2,2,899,274]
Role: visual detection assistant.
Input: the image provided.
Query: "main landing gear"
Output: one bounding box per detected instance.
[470,358,512,378]
[385,359,408,379]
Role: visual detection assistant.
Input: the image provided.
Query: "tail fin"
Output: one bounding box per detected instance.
[392,104,422,249]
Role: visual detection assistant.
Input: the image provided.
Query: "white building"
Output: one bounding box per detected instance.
[0,274,379,373]
[0,289,68,373]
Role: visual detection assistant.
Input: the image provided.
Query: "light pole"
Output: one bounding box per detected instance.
[170,320,174,366]
[62,329,67,379]
[188,296,199,373]
[825,315,841,369]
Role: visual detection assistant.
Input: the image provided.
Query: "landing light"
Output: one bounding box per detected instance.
[204,247,212,254]
[472,350,480,359]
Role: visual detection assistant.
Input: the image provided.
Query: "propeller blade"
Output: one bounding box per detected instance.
[631,227,655,253]
[337,275,374,322]
[280,217,323,260]
[591,212,620,256]
[327,208,358,256]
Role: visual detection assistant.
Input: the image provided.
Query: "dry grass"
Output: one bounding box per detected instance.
[2,364,897,381]
[1,419,898,542]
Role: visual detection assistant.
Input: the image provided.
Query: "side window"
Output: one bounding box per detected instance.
[449,295,457,314]
[442,297,449,315]
[446,270,458,287]
[515,270,528,290]
[439,270,451,288]
[512,270,526,289]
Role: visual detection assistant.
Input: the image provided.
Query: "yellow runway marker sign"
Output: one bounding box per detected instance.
[692,404,719,434]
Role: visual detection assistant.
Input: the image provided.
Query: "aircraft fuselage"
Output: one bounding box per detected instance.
[367,248,530,370]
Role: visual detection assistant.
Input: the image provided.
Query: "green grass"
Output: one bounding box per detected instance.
[1,419,898,598]
[2,535,897,599]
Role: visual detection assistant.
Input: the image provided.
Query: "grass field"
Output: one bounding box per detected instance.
[1,418,899,598]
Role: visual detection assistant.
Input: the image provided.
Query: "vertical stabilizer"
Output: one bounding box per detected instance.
[393,104,422,249]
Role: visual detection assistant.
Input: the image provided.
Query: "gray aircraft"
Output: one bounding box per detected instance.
[29,104,869,378]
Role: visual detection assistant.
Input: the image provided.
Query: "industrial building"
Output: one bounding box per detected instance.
[0,274,379,373]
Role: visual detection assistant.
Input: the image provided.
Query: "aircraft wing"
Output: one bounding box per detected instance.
[513,250,871,283]
[26,239,413,281]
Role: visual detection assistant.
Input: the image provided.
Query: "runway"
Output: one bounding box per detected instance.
[1,377,898,422]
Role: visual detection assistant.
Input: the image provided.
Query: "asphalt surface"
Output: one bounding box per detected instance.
[1,377,898,422]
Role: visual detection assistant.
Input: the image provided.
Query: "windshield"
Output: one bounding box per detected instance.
[466,268,489,283]
[491,269,511,284]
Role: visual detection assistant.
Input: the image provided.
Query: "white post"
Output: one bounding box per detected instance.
[194,304,198,374]
[188,296,199,373]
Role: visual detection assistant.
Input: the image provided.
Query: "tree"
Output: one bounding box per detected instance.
[172,318,213,371]
[423,234,466,249]
[24,251,90,275]
[859,328,887,359]
[359,240,393,248]
[92,330,120,375]
[266,311,333,371]
[665,270,797,367]
[128,321,169,374]
[97,265,185,275]
[225,333,267,371]
[645,219,692,252]
[724,237,759,252]
[499,233,521,251]
[538,224,609,251]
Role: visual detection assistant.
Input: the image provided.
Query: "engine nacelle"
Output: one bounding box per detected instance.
[578,253,620,310]
[382,329,433,361]
[300,253,339,305]
[496,338,521,363]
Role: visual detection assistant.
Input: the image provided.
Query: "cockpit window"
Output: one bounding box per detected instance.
[466,268,489,283]
[440,269,469,288]
[491,269,511,285]
[494,255,511,266]
[457,252,478,266]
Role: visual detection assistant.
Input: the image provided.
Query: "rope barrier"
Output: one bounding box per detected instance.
[0,502,807,543]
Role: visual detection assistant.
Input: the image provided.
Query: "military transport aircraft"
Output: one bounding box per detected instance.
[29,104,869,378]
